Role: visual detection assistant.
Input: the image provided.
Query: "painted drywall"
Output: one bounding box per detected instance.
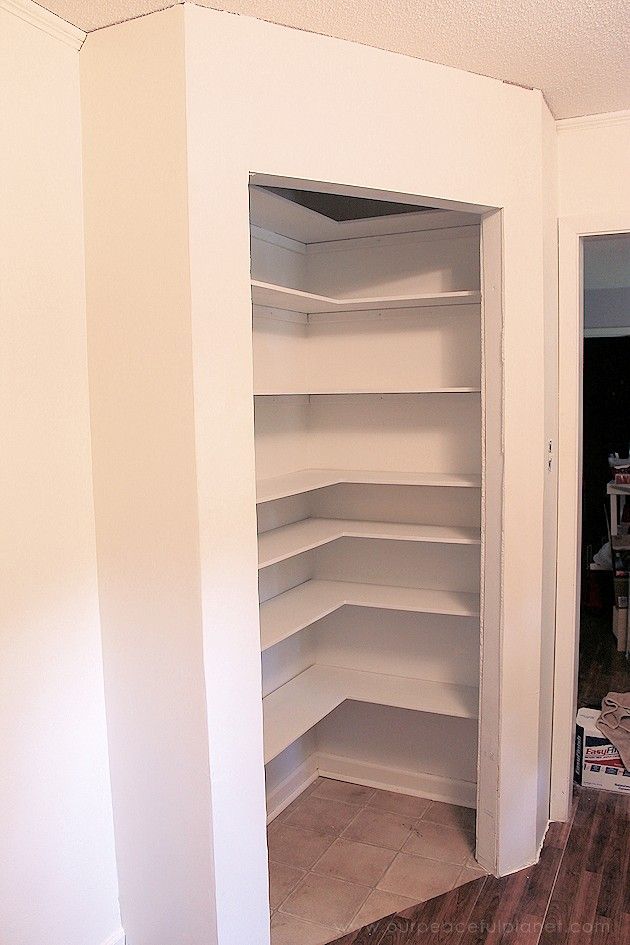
[558,113,630,217]
[183,2,551,921]
[0,7,121,945]
[80,9,218,945]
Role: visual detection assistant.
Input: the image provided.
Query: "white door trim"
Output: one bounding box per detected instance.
[551,210,630,820]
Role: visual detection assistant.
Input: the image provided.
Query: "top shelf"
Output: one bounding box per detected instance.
[251,280,481,315]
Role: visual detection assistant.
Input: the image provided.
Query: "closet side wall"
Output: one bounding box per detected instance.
[80,9,219,945]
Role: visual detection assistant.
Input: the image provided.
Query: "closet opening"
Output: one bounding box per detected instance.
[553,220,630,822]
[248,176,503,941]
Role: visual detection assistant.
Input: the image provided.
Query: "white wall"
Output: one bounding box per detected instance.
[0,7,121,945]
[557,113,630,217]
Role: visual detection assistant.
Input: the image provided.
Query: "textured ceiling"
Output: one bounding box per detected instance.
[40,0,630,118]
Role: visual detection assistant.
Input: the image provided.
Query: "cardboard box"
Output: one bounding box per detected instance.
[575,707,630,794]
[613,573,628,609]
[612,606,628,652]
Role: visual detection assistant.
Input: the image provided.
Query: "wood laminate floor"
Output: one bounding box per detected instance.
[331,786,629,945]
[578,609,629,707]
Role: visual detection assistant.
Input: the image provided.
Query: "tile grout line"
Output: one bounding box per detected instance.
[272,785,377,927]
[273,906,340,941]
[304,786,477,854]
[339,875,491,945]
[270,781,482,942]
[275,786,380,932]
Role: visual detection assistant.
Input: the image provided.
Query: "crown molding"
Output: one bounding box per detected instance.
[557,109,630,132]
[0,0,85,49]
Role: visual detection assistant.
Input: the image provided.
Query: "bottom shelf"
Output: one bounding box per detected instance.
[263,664,479,763]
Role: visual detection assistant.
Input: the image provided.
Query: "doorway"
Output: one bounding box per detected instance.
[552,220,630,820]
[579,235,630,712]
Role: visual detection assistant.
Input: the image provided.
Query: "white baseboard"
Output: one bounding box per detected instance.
[266,754,319,822]
[265,751,477,822]
[100,929,125,945]
[316,752,477,809]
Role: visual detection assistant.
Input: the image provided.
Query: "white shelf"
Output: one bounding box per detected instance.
[257,468,482,503]
[259,518,480,569]
[254,387,481,396]
[263,664,479,762]
[260,579,480,650]
[251,280,481,314]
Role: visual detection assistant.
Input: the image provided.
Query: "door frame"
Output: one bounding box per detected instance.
[250,174,506,874]
[551,210,630,820]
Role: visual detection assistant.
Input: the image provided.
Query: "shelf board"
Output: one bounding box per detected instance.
[251,280,481,314]
[254,387,481,396]
[260,579,480,650]
[259,518,481,569]
[257,468,482,503]
[263,664,479,762]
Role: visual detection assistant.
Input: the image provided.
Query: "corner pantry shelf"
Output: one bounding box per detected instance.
[257,468,482,503]
[263,664,479,763]
[259,518,480,569]
[260,579,480,651]
[251,280,481,314]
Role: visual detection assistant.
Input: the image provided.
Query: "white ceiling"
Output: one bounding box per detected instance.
[40,0,630,118]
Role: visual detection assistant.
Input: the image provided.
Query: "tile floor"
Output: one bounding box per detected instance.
[267,778,487,945]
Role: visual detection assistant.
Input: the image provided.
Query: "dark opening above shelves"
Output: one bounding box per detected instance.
[262,186,436,222]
